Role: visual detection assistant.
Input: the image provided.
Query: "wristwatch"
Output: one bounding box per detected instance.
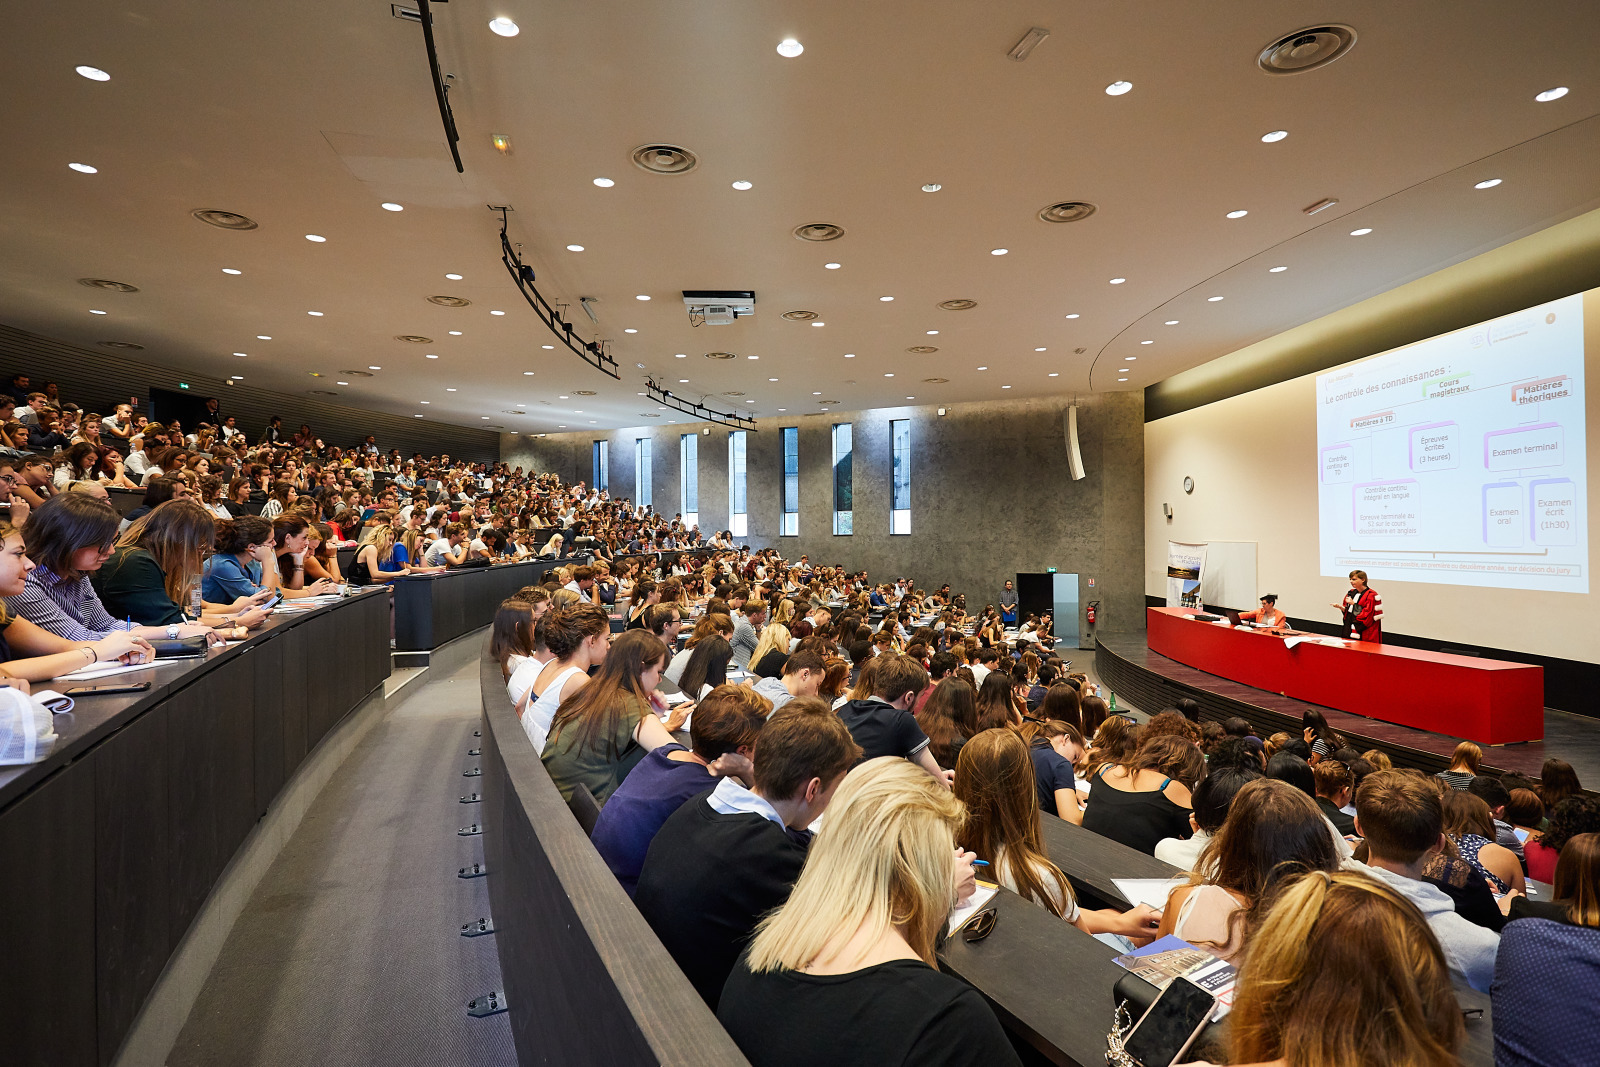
[166,624,180,639]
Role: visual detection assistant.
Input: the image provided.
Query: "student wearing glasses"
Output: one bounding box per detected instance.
[5,493,215,643]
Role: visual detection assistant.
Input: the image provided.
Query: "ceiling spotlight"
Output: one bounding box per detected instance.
[1535,87,1569,102]
[977,365,988,371]
[337,381,348,386]
[675,353,687,358]
[76,65,111,81]
[731,180,753,190]
[1109,277,1126,285]
[1065,313,1080,319]
[89,309,106,315]
[446,387,457,391]
[1002,385,1012,389]
[747,354,759,359]
[524,371,535,375]
[488,16,520,36]
[1164,320,1179,325]
[884,373,894,378]
[1350,227,1373,236]
[234,352,247,356]
[1261,130,1288,142]
[624,328,637,334]
[844,353,856,358]
[1034,347,1046,352]
[635,294,650,301]
[679,379,689,383]
[1124,356,1137,361]
[307,310,324,316]
[305,234,326,242]
[449,330,462,335]
[922,183,942,192]
[1225,209,1249,219]
[1105,80,1133,96]
[566,244,585,251]
[368,365,381,370]
[1048,372,1059,377]
[776,38,804,58]
[445,273,463,280]
[990,248,1009,256]
[768,377,779,382]
[593,177,615,187]
[381,202,403,212]
[1474,178,1503,189]
[879,296,894,302]
[420,400,430,404]
[230,375,243,380]
[490,309,506,315]
[926,330,939,336]
[825,262,841,269]
[257,335,271,340]
[1140,339,1153,345]
[425,353,439,359]
[222,268,242,275]
[1207,295,1224,302]
[1118,377,1128,382]
[68,162,98,173]
[1269,266,1288,273]
[541,344,554,349]
[811,322,825,327]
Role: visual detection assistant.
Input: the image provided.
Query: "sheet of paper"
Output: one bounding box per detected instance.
[53,661,156,681]
[1111,876,1188,912]
[947,883,1000,936]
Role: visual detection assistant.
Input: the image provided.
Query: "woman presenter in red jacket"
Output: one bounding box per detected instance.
[1331,569,1383,642]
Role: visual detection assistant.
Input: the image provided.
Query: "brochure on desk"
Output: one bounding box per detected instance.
[1112,935,1235,1019]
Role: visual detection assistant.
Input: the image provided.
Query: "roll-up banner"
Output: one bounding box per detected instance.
[1166,541,1207,608]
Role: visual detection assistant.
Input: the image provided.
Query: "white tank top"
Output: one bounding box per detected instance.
[524,663,588,755]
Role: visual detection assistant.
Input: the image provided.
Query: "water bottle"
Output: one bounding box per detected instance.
[188,576,202,620]
[1108,689,1117,714]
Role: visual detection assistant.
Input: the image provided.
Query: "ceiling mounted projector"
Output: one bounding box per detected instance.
[683,290,755,326]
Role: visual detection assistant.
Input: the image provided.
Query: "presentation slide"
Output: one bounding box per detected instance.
[1316,293,1588,594]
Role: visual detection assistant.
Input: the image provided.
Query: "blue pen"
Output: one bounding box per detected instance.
[971,859,989,868]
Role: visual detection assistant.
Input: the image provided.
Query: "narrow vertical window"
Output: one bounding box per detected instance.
[635,437,652,508]
[680,433,698,528]
[890,418,910,534]
[728,430,748,537]
[781,426,799,536]
[832,422,853,535]
[592,439,608,492]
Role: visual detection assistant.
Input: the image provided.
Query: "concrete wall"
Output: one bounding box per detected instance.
[502,390,1146,635]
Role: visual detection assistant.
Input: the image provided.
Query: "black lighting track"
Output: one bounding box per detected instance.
[417,0,464,174]
[645,379,759,430]
[499,218,621,379]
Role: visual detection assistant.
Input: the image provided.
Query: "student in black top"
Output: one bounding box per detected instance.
[835,653,951,787]
[634,700,861,1009]
[718,757,1013,1067]
[1081,734,1202,855]
[1312,759,1358,837]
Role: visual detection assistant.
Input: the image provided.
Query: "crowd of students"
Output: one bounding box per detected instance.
[487,551,1600,1067]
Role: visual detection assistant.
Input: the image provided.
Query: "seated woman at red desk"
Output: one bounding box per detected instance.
[1239,593,1287,630]
[1331,569,1383,643]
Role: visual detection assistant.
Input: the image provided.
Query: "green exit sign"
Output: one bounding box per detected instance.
[178,382,190,390]
[1046,567,1057,573]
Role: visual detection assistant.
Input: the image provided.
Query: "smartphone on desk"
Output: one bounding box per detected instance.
[65,681,152,696]
[1123,976,1217,1067]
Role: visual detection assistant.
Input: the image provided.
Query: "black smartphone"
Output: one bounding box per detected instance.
[1124,976,1217,1067]
[65,681,152,696]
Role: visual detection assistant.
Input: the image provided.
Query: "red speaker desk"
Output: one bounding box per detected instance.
[1146,607,1544,745]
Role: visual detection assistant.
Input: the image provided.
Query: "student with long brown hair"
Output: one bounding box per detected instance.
[665,611,733,685]
[972,671,1021,731]
[917,676,977,771]
[1153,778,1339,963]
[1019,718,1087,822]
[1226,871,1462,1067]
[954,729,1159,940]
[95,500,266,635]
[1081,734,1202,855]
[489,596,536,681]
[520,603,611,755]
[541,628,677,803]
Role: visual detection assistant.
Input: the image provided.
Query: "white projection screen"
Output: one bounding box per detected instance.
[1316,293,1588,594]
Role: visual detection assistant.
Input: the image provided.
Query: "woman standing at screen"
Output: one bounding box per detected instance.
[1332,570,1382,643]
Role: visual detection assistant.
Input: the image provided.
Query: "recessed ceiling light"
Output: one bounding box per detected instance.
[1034,347,1046,352]
[1164,320,1179,325]
[1002,385,1012,389]
[222,268,242,275]
[624,328,638,334]
[565,244,585,252]
[1109,277,1126,285]
[1350,227,1372,236]
[1105,80,1133,96]
[559,395,569,399]
[76,65,111,81]
[1535,87,1569,102]
[768,377,779,382]
[884,373,895,377]
[305,234,326,242]
[68,162,98,173]
[307,310,324,316]
[445,273,463,280]
[926,330,939,336]
[675,353,687,358]
[425,353,439,359]
[541,344,554,349]
[844,353,856,358]
[1474,178,1502,189]
[1225,209,1249,219]
[824,262,841,269]
[811,322,824,327]
[776,38,804,58]
[1261,130,1288,142]
[368,365,381,370]
[89,309,106,315]
[905,396,915,400]
[990,248,1009,256]
[1048,372,1059,377]
[337,381,349,386]
[414,414,424,418]
[483,416,492,420]
[492,309,509,316]
[593,177,615,187]
[679,379,689,383]
[449,330,462,335]
[1207,295,1224,302]
[977,365,988,371]
[879,296,894,302]
[1065,313,1080,319]
[1118,377,1128,382]
[523,371,534,375]
[558,425,567,428]
[1140,340,1153,345]
[747,354,759,359]
[381,202,403,212]
[446,387,457,391]
[488,16,520,36]
[922,183,941,193]
[1268,266,1288,273]
[778,408,786,412]
[234,352,248,356]
[1125,356,1137,361]
[257,335,271,339]
[731,180,753,190]
[635,294,650,301]
[420,400,430,404]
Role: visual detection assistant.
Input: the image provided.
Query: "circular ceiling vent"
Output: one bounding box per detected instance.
[907,345,939,354]
[782,310,819,321]
[98,340,145,351]
[923,377,950,384]
[1258,25,1357,75]
[308,389,339,396]
[723,391,745,397]
[338,370,375,377]
[79,277,139,293]
[427,295,472,307]
[192,209,259,230]
[631,144,698,174]
[793,222,845,242]
[637,412,662,418]
[1038,201,1098,224]
[704,351,737,360]
[574,389,597,396]
[938,299,978,311]
[395,334,433,344]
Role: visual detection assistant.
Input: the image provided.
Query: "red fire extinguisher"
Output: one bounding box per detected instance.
[1086,601,1099,626]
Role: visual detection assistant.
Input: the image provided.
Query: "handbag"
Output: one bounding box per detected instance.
[147,635,210,658]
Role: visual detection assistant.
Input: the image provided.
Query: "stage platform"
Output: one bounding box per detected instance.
[1095,632,1600,787]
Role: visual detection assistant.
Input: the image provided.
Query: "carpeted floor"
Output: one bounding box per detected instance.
[168,634,515,1067]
